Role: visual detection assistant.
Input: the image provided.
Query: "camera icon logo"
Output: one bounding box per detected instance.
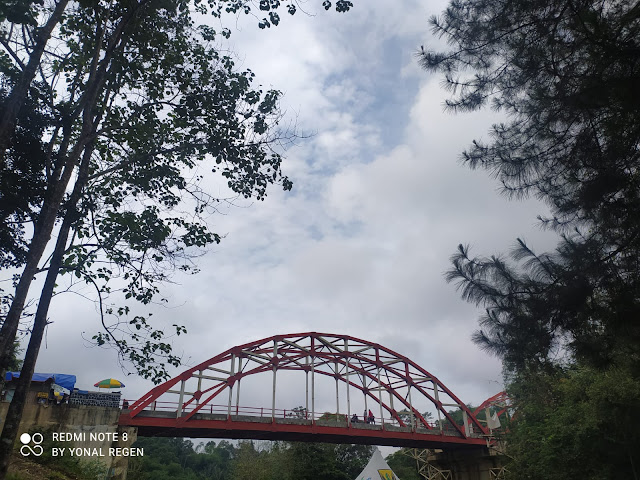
[19,433,43,457]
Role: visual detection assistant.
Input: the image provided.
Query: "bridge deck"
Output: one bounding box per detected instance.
[119,410,489,449]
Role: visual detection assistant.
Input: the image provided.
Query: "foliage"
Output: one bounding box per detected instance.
[396,409,433,427]
[446,237,640,373]
[287,442,372,480]
[20,428,107,479]
[0,0,359,477]
[0,85,50,269]
[423,0,640,477]
[0,0,364,403]
[385,450,421,480]
[129,437,224,480]
[505,364,640,480]
[318,412,348,423]
[0,291,23,371]
[0,0,296,385]
[421,0,640,229]
[423,0,640,373]
[4,341,22,372]
[127,437,374,480]
[440,406,468,427]
[231,441,291,480]
[214,0,354,29]
[333,444,375,479]
[5,474,25,480]
[286,405,308,418]
[46,472,65,480]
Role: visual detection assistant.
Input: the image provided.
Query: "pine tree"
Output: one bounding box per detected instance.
[421,0,640,372]
[422,0,640,477]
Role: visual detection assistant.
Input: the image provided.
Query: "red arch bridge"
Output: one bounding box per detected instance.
[119,333,503,449]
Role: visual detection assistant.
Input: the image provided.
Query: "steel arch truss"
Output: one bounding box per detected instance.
[128,332,489,440]
[472,392,511,431]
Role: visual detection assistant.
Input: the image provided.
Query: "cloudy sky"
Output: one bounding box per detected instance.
[33,1,557,422]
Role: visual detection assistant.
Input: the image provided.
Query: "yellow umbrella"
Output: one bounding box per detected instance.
[94,378,125,388]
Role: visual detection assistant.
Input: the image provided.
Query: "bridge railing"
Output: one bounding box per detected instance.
[120,398,472,436]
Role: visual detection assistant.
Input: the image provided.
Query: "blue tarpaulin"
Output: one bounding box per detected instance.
[5,372,76,391]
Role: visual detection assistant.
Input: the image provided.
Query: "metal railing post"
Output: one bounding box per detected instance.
[196,370,203,408]
[363,372,368,420]
[377,360,384,428]
[434,382,443,433]
[462,410,471,437]
[408,385,414,431]
[305,355,309,419]
[345,339,351,426]
[235,376,241,416]
[227,354,236,419]
[177,379,185,418]
[272,339,278,421]
[335,360,340,420]
[311,354,315,423]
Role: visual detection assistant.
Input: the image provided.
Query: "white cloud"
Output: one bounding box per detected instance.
[32,0,558,423]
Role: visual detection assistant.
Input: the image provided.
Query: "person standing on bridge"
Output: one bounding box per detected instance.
[368,409,375,424]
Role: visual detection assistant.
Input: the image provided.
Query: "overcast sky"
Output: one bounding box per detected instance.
[32,0,557,423]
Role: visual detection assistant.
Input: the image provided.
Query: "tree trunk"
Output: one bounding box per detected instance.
[0,279,57,479]
[0,0,141,371]
[0,143,94,480]
[0,137,86,373]
[0,121,75,379]
[0,0,70,165]
[0,7,149,476]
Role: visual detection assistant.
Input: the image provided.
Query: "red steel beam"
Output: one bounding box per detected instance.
[119,412,488,450]
[128,332,491,440]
